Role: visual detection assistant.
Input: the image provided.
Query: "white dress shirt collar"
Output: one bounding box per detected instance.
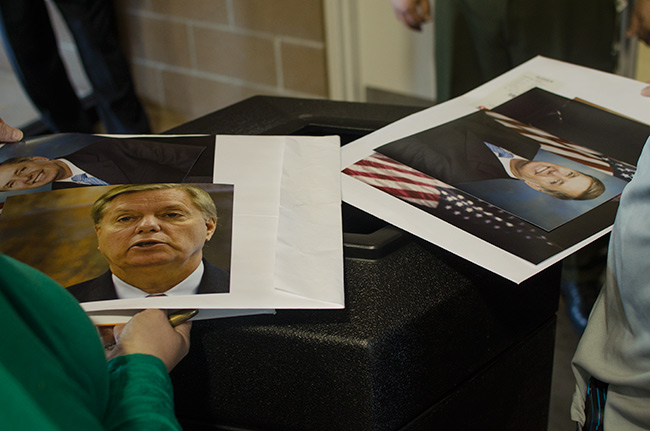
[484,143,525,179]
[56,158,86,183]
[112,261,205,299]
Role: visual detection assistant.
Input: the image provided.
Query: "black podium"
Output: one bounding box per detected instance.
[167,97,561,431]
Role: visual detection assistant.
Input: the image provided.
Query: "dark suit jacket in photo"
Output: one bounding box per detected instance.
[67,259,230,303]
[493,87,649,168]
[377,110,540,186]
[52,136,206,188]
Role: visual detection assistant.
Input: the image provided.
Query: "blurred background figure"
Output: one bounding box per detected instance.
[390,0,620,102]
[0,0,151,134]
[0,2,330,134]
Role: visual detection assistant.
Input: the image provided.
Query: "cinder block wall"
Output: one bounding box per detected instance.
[115,0,329,129]
[0,0,329,132]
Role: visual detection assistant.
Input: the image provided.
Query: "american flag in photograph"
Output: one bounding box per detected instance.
[437,186,557,249]
[342,152,446,209]
[483,109,636,181]
[344,152,560,257]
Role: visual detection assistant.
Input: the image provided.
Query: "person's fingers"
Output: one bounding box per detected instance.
[627,0,650,45]
[634,22,650,44]
[391,0,430,30]
[0,117,23,142]
[401,14,422,31]
[106,309,192,371]
[111,323,127,341]
[628,9,641,37]
[417,0,431,21]
[641,85,650,97]
[642,31,650,45]
[174,320,192,342]
[173,321,192,356]
[402,6,429,30]
[97,325,116,345]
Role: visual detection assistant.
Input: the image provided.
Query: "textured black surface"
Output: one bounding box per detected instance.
[167,97,560,430]
[402,319,557,430]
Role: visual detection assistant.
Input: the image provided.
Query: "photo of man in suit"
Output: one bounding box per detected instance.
[377,109,605,201]
[67,183,230,302]
[0,136,205,191]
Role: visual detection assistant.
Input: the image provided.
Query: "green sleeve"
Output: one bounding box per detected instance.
[104,354,182,431]
[0,254,107,430]
[0,254,182,430]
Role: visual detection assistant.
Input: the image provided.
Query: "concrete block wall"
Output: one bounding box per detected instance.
[115,0,329,129]
[0,0,329,132]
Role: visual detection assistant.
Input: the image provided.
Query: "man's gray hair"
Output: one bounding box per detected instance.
[91,183,217,225]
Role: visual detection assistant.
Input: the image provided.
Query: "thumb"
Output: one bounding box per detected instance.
[628,16,640,38]
[173,321,192,349]
[112,323,127,341]
[0,117,23,142]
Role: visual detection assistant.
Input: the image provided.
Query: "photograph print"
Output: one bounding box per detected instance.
[375,109,627,231]
[0,133,212,211]
[344,89,647,264]
[0,183,233,304]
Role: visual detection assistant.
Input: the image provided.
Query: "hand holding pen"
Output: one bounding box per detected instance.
[100,309,196,372]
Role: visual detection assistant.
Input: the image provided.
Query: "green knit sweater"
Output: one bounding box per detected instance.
[0,254,181,430]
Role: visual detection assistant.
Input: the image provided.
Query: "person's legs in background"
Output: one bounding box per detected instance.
[434,0,618,101]
[54,0,151,134]
[0,0,150,134]
[0,0,93,133]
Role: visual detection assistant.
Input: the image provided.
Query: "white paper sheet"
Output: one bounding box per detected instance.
[275,137,344,305]
[341,56,650,283]
[80,135,344,322]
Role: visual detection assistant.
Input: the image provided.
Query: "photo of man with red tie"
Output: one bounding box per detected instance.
[67,184,230,302]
